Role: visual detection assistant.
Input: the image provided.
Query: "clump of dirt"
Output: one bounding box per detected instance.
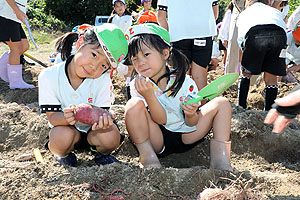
[0,54,300,200]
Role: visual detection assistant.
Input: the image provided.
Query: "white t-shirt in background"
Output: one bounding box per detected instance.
[157,0,217,42]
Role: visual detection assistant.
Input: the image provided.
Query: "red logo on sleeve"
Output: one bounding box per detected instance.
[88,98,93,103]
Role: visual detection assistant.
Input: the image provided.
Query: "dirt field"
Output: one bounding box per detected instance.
[0,41,300,200]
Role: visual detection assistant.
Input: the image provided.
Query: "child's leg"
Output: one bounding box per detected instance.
[125,98,163,168]
[48,125,80,157]
[223,50,227,66]
[182,97,232,171]
[237,72,252,109]
[87,124,121,155]
[264,72,278,111]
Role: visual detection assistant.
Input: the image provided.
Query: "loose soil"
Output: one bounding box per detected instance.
[0,41,300,200]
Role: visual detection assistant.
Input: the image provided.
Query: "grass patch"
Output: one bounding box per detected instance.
[0,29,63,64]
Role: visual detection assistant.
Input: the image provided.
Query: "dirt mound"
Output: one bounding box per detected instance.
[0,62,300,199]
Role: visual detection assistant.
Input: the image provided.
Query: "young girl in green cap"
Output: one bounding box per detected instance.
[124,24,233,171]
[38,24,128,167]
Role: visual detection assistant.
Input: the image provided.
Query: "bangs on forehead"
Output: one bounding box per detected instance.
[128,35,153,58]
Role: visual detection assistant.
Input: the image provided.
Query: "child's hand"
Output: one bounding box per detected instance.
[180,97,199,117]
[63,104,78,125]
[92,112,116,131]
[135,76,154,99]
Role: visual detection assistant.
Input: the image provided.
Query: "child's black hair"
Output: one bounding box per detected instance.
[128,34,189,97]
[55,28,100,61]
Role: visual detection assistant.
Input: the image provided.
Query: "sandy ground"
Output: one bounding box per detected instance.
[0,42,300,200]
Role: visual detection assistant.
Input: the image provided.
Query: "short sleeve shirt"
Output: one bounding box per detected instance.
[111,15,133,33]
[157,0,217,42]
[38,56,114,132]
[130,74,198,133]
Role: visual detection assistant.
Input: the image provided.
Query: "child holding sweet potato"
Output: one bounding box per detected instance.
[38,24,128,167]
[124,24,233,170]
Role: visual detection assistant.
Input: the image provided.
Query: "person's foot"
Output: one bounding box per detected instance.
[94,152,119,165]
[55,152,77,167]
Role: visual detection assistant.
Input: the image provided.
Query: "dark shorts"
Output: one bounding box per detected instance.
[172,37,213,68]
[157,125,205,158]
[219,40,226,51]
[0,16,27,42]
[241,24,287,76]
[45,120,124,152]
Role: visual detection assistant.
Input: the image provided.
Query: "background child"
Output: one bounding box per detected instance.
[208,36,221,71]
[38,24,128,167]
[0,0,35,89]
[139,0,152,15]
[283,21,300,80]
[237,0,287,111]
[108,0,133,33]
[138,10,158,25]
[218,2,234,69]
[124,24,233,171]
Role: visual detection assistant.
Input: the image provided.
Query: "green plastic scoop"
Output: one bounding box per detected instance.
[182,73,239,106]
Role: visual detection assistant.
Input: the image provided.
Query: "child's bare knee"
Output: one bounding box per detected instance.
[215,97,232,110]
[125,98,146,116]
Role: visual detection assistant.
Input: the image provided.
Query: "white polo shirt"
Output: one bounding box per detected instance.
[157,0,217,42]
[130,74,198,133]
[286,31,300,65]
[0,0,27,23]
[237,3,286,48]
[38,57,114,132]
[111,14,133,33]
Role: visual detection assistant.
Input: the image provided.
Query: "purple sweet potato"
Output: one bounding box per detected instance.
[74,103,111,125]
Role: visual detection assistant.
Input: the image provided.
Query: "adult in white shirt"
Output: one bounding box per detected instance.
[237,0,287,111]
[157,0,219,91]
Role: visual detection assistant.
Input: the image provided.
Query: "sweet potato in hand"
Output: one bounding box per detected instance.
[74,103,111,125]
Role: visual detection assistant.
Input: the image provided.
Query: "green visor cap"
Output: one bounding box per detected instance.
[94,23,128,68]
[125,23,170,46]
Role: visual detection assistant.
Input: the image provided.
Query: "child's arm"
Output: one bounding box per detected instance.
[135,77,167,124]
[180,100,199,126]
[6,0,27,23]
[46,105,77,126]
